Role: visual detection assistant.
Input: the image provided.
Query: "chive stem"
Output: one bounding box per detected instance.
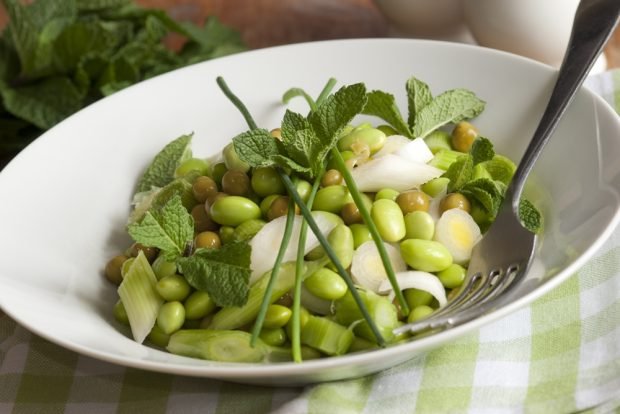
[329,148,410,315]
[278,169,385,346]
[216,76,258,130]
[292,168,324,362]
[316,78,337,107]
[250,196,296,346]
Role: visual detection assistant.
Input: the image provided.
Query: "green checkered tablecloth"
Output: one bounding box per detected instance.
[1,69,620,414]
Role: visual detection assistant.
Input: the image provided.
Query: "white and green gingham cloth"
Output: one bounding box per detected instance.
[1,70,620,414]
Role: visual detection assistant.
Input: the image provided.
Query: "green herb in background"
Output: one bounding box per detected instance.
[0,0,246,162]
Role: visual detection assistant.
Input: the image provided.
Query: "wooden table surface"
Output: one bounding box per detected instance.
[1,0,620,68]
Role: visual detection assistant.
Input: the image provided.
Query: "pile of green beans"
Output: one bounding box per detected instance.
[105,121,482,360]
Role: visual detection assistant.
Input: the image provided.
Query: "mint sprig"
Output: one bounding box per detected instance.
[136,134,193,193]
[127,194,193,260]
[177,242,251,307]
[406,76,433,128]
[362,90,412,138]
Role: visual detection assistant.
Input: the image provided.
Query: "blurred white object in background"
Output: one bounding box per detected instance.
[373,0,474,42]
[463,0,580,67]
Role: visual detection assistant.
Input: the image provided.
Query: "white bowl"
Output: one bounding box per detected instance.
[0,39,619,386]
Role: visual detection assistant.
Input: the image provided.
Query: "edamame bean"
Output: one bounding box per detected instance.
[312,185,351,214]
[222,143,250,172]
[156,274,191,301]
[295,179,312,203]
[350,223,373,249]
[404,211,435,240]
[211,162,228,187]
[259,328,287,346]
[251,167,285,197]
[400,239,453,272]
[148,325,170,348]
[264,304,292,329]
[260,194,279,217]
[113,300,129,325]
[407,305,434,323]
[157,301,185,334]
[326,224,354,270]
[175,158,209,178]
[304,268,348,300]
[311,210,344,227]
[375,188,399,201]
[404,288,433,308]
[210,196,261,226]
[219,226,235,245]
[338,127,386,154]
[371,199,406,242]
[184,291,216,320]
[286,307,310,338]
[233,219,266,242]
[437,264,466,289]
[327,150,355,171]
[421,177,449,198]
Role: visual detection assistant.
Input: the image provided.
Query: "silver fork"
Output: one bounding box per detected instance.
[395,0,620,337]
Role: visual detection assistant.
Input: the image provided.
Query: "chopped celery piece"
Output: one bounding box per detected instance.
[334,289,399,344]
[301,316,353,356]
[424,130,452,154]
[117,251,164,343]
[421,177,449,198]
[209,260,325,330]
[168,329,269,362]
[428,149,462,171]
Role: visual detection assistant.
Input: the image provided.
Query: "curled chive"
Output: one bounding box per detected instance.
[315,77,337,107]
[216,76,258,130]
[329,148,410,315]
[278,170,385,346]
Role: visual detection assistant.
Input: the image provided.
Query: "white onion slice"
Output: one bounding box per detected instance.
[372,135,410,158]
[350,154,443,192]
[378,271,447,307]
[249,214,336,284]
[351,241,407,292]
[434,209,482,265]
[394,137,434,164]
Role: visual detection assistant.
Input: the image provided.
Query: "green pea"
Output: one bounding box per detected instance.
[350,223,373,249]
[219,226,236,245]
[148,324,170,348]
[407,305,434,323]
[371,199,406,242]
[264,304,292,329]
[156,274,191,301]
[184,291,216,320]
[251,167,285,197]
[152,256,177,280]
[210,196,261,226]
[421,177,450,198]
[400,239,453,272]
[437,264,466,289]
[304,268,348,300]
[174,158,209,178]
[326,224,354,271]
[295,179,313,203]
[211,162,228,187]
[375,188,399,201]
[404,211,435,240]
[260,328,287,347]
[260,194,279,217]
[338,127,386,154]
[312,185,351,214]
[113,300,129,325]
[233,219,266,242]
[157,301,185,335]
[222,143,250,172]
[404,288,433,308]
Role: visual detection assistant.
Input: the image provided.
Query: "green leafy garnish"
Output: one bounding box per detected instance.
[177,242,251,307]
[443,155,474,192]
[481,154,517,185]
[412,89,486,138]
[136,134,193,192]
[232,129,280,169]
[519,199,543,233]
[127,195,193,260]
[362,90,412,138]
[470,136,495,165]
[460,178,504,215]
[406,76,432,128]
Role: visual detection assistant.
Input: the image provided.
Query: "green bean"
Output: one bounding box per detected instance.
[404,211,435,240]
[259,328,287,347]
[263,304,292,329]
[400,239,453,272]
[350,223,373,249]
[157,301,185,335]
[304,268,348,300]
[156,274,191,302]
[312,185,351,214]
[184,291,216,320]
[371,199,406,242]
[437,264,466,289]
[210,196,261,226]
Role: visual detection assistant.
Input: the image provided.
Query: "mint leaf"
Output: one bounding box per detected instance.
[470,136,495,165]
[412,89,486,138]
[443,154,474,192]
[271,154,312,175]
[1,76,84,129]
[309,83,367,150]
[406,76,432,128]
[136,134,193,193]
[361,90,412,137]
[519,198,542,233]
[280,110,324,176]
[177,242,251,307]
[481,154,516,185]
[129,177,196,224]
[232,128,280,168]
[127,195,193,260]
[77,0,132,12]
[460,178,504,214]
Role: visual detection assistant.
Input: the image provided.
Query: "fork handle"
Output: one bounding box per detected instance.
[508,0,620,207]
